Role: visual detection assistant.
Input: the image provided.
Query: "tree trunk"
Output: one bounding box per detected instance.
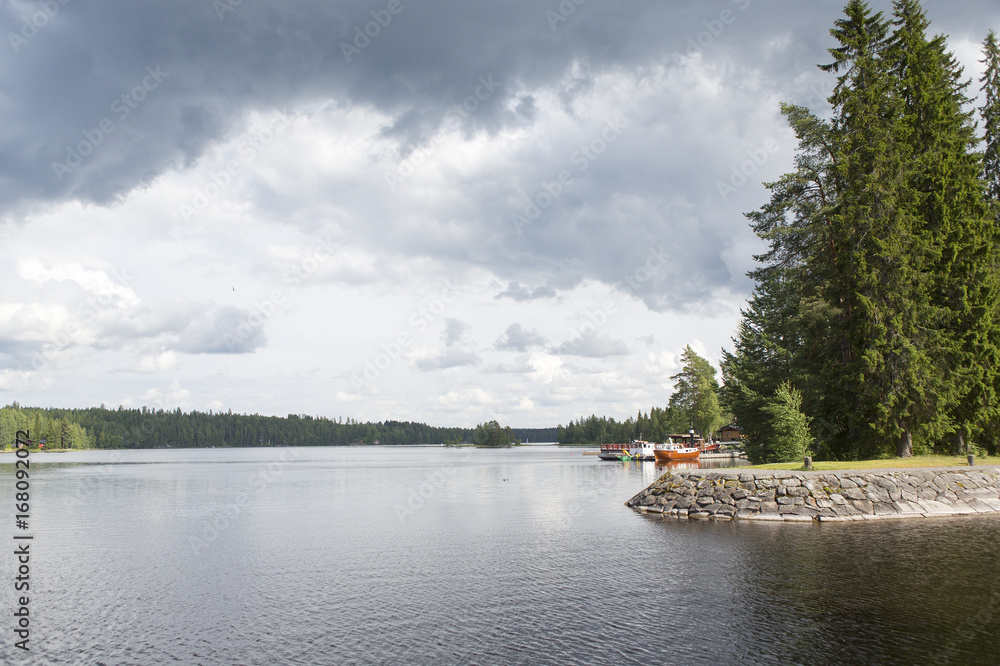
[950,430,966,456]
[897,429,913,458]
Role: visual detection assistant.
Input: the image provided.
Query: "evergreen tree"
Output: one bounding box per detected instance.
[761,382,813,464]
[669,346,724,439]
[724,0,1000,460]
[983,31,1000,204]
[889,1,1000,453]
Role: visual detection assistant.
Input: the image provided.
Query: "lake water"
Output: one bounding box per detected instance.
[1,445,998,664]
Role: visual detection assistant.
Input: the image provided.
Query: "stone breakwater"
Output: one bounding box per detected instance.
[626,468,1000,522]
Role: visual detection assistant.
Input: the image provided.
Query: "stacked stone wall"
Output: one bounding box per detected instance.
[626,468,1000,522]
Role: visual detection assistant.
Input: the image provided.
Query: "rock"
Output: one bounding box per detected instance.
[874,477,898,491]
[865,487,891,503]
[627,468,1000,525]
[851,499,875,514]
[873,502,898,515]
[748,512,784,522]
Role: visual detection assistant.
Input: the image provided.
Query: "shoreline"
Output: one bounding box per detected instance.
[627,467,1000,523]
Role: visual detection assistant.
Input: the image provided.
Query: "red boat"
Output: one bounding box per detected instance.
[653,443,701,461]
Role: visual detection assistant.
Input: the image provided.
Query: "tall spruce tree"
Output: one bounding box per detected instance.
[724,0,1000,460]
[820,0,936,457]
[983,31,1000,204]
[894,1,1000,453]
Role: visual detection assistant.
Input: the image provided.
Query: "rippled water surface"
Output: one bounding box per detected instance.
[1,445,998,664]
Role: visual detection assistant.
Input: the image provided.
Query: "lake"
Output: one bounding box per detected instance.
[1,445,998,664]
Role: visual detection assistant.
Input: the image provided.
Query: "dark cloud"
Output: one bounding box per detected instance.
[494,323,546,352]
[495,282,558,302]
[13,0,993,215]
[552,330,629,358]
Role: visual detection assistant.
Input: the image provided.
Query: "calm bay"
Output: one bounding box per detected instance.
[1,445,998,664]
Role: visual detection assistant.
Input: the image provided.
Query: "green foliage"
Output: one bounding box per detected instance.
[0,404,554,449]
[0,405,93,449]
[982,31,1000,203]
[760,382,813,464]
[723,0,1000,460]
[556,405,690,445]
[473,420,519,447]
[670,346,724,440]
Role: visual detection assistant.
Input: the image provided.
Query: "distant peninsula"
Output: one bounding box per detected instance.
[0,403,557,450]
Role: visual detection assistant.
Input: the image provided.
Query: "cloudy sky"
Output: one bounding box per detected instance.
[1,0,997,428]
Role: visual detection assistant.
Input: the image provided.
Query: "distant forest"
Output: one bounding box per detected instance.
[0,404,557,449]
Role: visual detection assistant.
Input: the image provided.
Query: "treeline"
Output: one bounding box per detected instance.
[557,408,689,445]
[0,405,91,449]
[558,346,730,445]
[722,2,1000,463]
[0,403,556,449]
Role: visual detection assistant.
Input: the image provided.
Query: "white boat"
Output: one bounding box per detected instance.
[598,440,657,461]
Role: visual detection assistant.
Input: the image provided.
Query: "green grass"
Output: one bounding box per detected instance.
[737,455,1000,471]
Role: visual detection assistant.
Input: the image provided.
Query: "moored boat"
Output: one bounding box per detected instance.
[598,444,630,461]
[653,443,701,462]
[598,440,658,461]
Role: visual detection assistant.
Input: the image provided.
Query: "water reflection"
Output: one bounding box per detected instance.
[1,445,992,665]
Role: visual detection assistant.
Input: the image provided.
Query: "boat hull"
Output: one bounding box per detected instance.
[653,448,701,462]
